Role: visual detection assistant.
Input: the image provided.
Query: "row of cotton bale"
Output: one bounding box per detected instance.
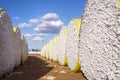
[0,8,28,77]
[41,0,120,79]
[40,19,81,72]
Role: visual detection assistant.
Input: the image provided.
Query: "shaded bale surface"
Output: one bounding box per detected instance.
[0,9,15,77]
[13,27,21,68]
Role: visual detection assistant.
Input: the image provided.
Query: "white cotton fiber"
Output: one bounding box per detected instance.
[66,19,81,72]
[58,28,67,66]
[21,35,28,64]
[0,8,15,77]
[13,27,21,67]
[52,36,59,62]
[79,0,120,79]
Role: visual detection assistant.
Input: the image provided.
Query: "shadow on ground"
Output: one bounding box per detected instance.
[0,54,53,80]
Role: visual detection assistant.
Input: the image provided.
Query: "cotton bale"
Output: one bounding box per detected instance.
[0,8,15,77]
[24,39,28,61]
[49,39,54,61]
[42,44,47,58]
[21,35,28,64]
[13,26,21,67]
[58,28,67,66]
[79,0,120,79]
[52,36,59,62]
[46,42,50,60]
[66,19,81,72]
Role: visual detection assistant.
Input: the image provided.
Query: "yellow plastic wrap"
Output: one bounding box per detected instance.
[63,54,67,66]
[72,19,82,36]
[13,26,18,38]
[0,8,4,13]
[73,58,81,72]
[117,0,120,4]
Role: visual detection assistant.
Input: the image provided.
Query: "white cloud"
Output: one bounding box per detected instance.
[24,34,32,39]
[13,16,20,20]
[34,13,63,33]
[17,13,64,33]
[42,13,59,20]
[33,36,45,41]
[18,23,31,28]
[33,33,47,37]
[29,18,39,25]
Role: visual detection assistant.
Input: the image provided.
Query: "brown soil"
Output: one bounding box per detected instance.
[0,54,87,80]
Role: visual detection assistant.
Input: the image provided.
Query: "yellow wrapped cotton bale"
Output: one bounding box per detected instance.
[21,35,28,64]
[13,27,21,67]
[52,36,59,62]
[58,28,67,66]
[46,42,50,60]
[24,39,28,60]
[49,39,54,61]
[0,8,15,77]
[66,19,81,72]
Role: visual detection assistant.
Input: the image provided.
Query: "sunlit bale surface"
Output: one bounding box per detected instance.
[79,0,120,79]
[52,36,59,62]
[66,19,81,72]
[58,28,67,66]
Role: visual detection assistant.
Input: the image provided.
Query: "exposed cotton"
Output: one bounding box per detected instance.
[66,19,81,72]
[52,36,59,62]
[46,42,50,60]
[58,28,67,66]
[13,27,21,67]
[42,45,47,58]
[79,0,120,80]
[49,40,54,60]
[24,39,28,61]
[0,9,15,77]
[21,35,28,64]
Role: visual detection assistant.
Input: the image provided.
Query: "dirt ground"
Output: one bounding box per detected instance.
[0,54,87,80]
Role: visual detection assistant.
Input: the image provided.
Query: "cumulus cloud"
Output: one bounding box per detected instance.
[29,18,39,25]
[33,36,45,41]
[17,13,64,34]
[42,13,59,20]
[13,16,20,20]
[18,23,31,28]
[33,33,47,37]
[34,13,63,33]
[24,34,32,39]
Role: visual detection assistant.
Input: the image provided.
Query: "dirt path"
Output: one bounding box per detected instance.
[1,54,87,80]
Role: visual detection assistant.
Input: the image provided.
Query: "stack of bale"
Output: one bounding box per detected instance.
[0,8,28,77]
[79,0,120,79]
[41,0,120,79]
[66,19,81,72]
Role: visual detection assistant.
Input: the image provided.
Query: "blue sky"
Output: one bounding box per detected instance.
[0,0,87,50]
